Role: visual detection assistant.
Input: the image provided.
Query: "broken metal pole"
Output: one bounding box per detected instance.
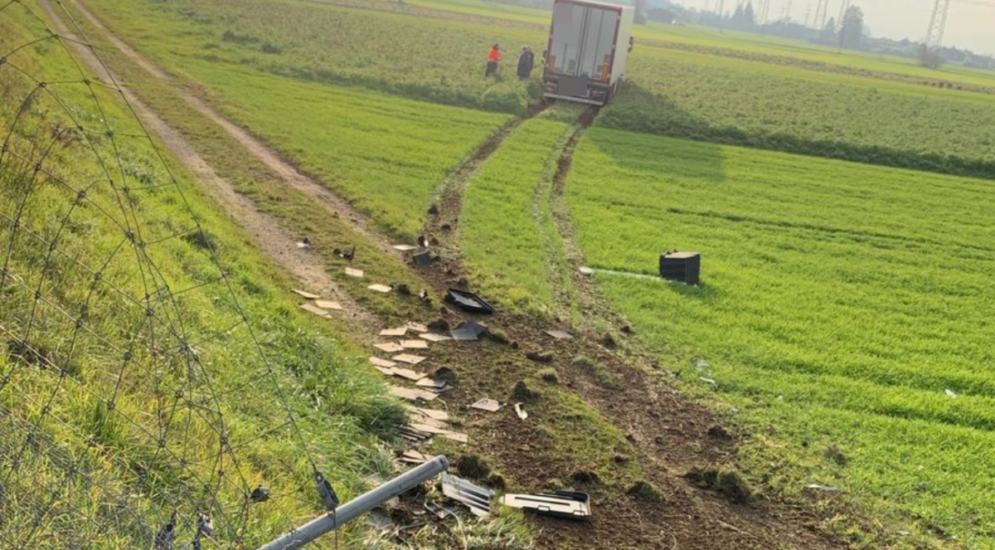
[254,456,450,550]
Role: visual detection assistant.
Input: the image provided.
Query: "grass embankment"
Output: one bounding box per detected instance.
[0,5,401,548]
[567,127,995,548]
[460,105,583,315]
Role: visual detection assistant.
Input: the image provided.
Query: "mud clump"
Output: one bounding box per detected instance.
[707,425,732,440]
[526,350,554,363]
[512,380,541,402]
[570,470,602,486]
[487,328,511,345]
[538,368,560,384]
[628,480,667,504]
[456,454,491,481]
[685,466,753,504]
[427,318,450,332]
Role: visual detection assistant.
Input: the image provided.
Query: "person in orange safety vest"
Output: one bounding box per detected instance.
[485,44,501,78]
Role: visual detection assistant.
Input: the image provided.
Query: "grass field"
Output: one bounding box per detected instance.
[600,47,995,177]
[78,0,521,238]
[0,5,399,547]
[566,128,995,548]
[460,105,581,314]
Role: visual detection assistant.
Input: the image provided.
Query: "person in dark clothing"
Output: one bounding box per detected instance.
[485,44,501,78]
[517,46,534,79]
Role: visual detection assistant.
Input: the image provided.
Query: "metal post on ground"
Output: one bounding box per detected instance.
[254,456,449,550]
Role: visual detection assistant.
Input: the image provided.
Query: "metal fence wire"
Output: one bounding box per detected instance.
[0,1,340,547]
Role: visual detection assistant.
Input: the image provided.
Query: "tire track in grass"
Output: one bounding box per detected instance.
[66,0,401,260]
[39,0,377,328]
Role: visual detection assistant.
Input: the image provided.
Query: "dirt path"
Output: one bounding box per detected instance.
[64,0,401,261]
[38,0,375,327]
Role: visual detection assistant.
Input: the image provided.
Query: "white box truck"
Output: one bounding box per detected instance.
[542,0,635,106]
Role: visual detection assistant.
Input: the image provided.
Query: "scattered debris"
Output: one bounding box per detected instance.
[514,403,528,420]
[545,330,573,340]
[335,246,356,262]
[345,267,364,278]
[804,484,840,493]
[399,449,433,465]
[695,359,709,370]
[420,333,452,342]
[413,250,432,266]
[404,405,449,421]
[380,326,408,337]
[441,472,493,517]
[945,389,957,398]
[501,491,591,520]
[300,303,331,318]
[292,289,321,300]
[373,366,395,376]
[451,320,488,341]
[699,377,717,386]
[445,289,495,315]
[399,425,433,442]
[393,354,427,365]
[390,386,438,402]
[416,378,448,391]
[370,357,397,368]
[374,343,405,353]
[470,398,505,412]
[579,267,594,276]
[296,237,311,249]
[314,300,342,311]
[392,368,427,381]
[401,339,429,350]
[369,284,393,293]
[424,501,456,520]
[406,322,429,333]
[393,244,418,252]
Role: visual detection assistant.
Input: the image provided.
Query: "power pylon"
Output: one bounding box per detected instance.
[925,0,952,49]
[814,0,830,28]
[836,0,850,32]
[715,0,726,16]
[758,0,771,22]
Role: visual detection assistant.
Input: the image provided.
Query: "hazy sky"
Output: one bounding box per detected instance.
[674,0,995,54]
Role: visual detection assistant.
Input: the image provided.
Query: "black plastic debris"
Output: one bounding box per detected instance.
[413,250,432,267]
[153,512,176,550]
[441,472,493,517]
[500,491,591,521]
[451,320,488,341]
[315,470,340,512]
[659,251,700,286]
[445,289,495,315]
[250,485,271,503]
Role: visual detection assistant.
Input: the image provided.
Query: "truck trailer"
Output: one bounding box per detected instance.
[542,0,635,106]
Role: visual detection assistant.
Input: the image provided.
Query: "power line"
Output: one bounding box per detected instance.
[814,0,830,28]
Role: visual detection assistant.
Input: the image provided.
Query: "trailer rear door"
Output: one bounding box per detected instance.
[549,3,620,81]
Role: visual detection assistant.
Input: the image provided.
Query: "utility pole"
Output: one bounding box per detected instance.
[925,0,951,50]
[813,0,829,29]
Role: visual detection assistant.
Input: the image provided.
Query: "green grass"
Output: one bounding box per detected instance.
[87,0,545,114]
[80,0,517,239]
[599,46,995,178]
[566,127,995,548]
[460,106,580,314]
[1,4,401,547]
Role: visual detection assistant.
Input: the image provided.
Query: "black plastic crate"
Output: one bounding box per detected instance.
[659,251,700,285]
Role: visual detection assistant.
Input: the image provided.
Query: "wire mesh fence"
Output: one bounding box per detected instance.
[0,1,366,547]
